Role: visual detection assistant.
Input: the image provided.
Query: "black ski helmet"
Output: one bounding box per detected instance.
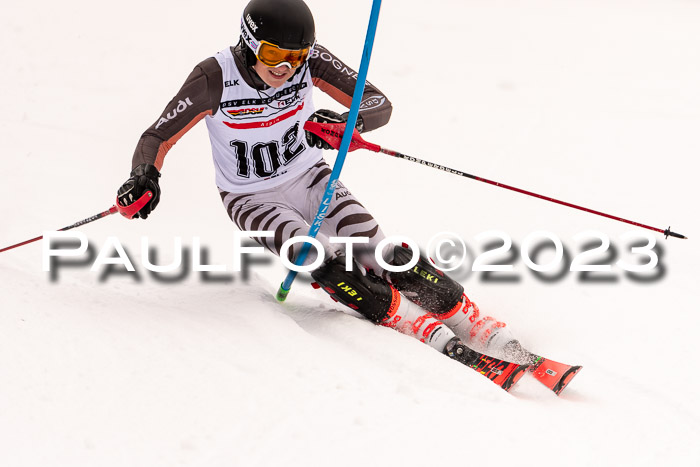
[241,0,315,65]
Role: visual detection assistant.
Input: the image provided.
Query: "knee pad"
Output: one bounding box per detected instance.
[386,244,464,315]
[311,256,399,323]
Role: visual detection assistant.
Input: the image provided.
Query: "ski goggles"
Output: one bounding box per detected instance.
[255,40,312,68]
[241,18,313,68]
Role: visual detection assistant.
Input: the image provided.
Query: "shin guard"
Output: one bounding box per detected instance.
[387,244,464,314]
[311,256,397,324]
[311,256,454,351]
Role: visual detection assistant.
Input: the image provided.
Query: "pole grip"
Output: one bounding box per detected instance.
[116,191,153,219]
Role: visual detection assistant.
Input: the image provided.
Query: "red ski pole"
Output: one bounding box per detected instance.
[305,121,687,240]
[0,191,153,253]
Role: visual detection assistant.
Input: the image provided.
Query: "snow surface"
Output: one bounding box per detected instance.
[2,0,700,466]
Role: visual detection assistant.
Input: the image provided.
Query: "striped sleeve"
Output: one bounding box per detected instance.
[308,44,392,132]
[131,57,224,171]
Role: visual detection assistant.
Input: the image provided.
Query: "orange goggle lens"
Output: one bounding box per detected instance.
[256,41,311,68]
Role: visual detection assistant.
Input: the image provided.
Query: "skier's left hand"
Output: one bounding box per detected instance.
[305,109,364,150]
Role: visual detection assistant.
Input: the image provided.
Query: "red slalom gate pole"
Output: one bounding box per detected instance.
[0,191,153,253]
[304,121,687,240]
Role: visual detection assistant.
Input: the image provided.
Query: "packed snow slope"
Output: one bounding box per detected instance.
[2,1,699,466]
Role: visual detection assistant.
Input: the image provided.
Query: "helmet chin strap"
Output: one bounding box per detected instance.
[238,36,258,68]
[293,60,309,98]
[233,39,269,93]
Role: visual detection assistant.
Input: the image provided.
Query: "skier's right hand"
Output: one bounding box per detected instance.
[117,163,161,219]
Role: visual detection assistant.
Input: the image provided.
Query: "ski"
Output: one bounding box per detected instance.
[445,338,529,392]
[472,353,530,392]
[529,356,582,395]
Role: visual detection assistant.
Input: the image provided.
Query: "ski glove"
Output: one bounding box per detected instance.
[305,109,364,150]
[117,163,161,219]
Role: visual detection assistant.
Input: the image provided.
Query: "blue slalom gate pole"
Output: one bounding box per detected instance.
[276,0,383,302]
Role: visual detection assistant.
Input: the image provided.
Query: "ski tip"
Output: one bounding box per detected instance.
[501,364,530,392]
[552,365,583,396]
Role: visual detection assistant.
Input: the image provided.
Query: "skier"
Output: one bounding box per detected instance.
[116,0,534,369]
